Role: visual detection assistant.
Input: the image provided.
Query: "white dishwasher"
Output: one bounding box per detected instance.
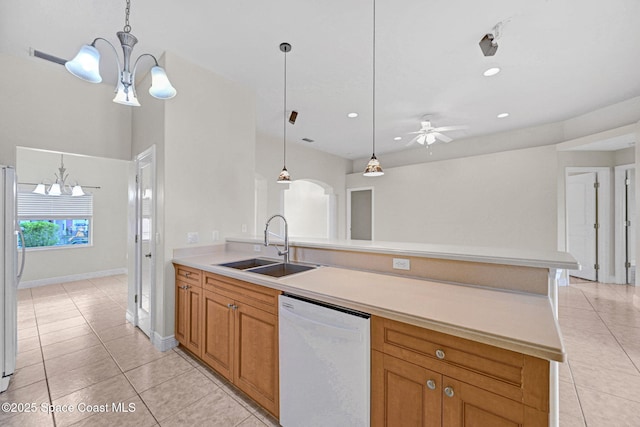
[279,294,370,427]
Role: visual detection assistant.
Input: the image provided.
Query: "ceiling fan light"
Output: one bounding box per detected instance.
[149,66,177,99]
[426,134,436,145]
[65,45,102,83]
[363,155,384,177]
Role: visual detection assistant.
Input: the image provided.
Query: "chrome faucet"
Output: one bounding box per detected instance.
[264,214,289,263]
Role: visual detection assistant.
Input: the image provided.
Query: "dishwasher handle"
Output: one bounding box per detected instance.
[280,304,365,342]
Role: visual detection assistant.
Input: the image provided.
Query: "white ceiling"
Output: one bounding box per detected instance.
[2,0,639,160]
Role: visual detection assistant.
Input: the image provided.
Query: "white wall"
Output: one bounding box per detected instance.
[132,52,257,339]
[0,53,132,165]
[255,132,351,239]
[284,180,330,238]
[16,148,129,283]
[347,145,558,251]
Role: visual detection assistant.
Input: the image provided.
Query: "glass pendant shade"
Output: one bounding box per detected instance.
[426,134,436,145]
[33,183,46,195]
[113,81,141,106]
[149,66,177,99]
[277,167,291,183]
[71,185,85,197]
[65,45,102,83]
[49,183,62,196]
[363,155,384,177]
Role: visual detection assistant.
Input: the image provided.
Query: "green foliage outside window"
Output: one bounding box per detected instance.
[21,221,60,248]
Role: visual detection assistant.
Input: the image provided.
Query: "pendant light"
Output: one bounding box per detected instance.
[277,42,292,183]
[363,0,384,177]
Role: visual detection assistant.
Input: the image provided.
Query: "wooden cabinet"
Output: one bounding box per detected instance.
[201,272,281,417]
[175,265,202,357]
[371,316,549,427]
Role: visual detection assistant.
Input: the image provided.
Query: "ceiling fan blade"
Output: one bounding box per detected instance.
[432,125,468,132]
[406,135,420,146]
[407,131,424,134]
[433,132,453,143]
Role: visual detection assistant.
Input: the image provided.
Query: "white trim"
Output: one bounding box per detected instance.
[18,268,127,289]
[565,167,612,283]
[615,164,634,284]
[347,187,375,240]
[126,309,136,324]
[151,332,178,352]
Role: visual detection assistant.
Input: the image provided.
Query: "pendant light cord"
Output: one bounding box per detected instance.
[283,48,287,168]
[372,0,376,156]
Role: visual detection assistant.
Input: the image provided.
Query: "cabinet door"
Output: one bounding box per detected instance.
[185,285,203,357]
[372,351,442,427]
[442,377,545,427]
[234,302,279,417]
[201,290,234,381]
[175,281,189,346]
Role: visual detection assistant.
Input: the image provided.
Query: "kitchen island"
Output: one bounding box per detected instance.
[172,238,577,426]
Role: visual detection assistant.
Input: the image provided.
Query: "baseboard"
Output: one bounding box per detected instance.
[126,310,136,325]
[152,332,178,352]
[18,268,128,289]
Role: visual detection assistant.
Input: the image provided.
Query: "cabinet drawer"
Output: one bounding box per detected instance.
[372,316,523,386]
[204,273,281,315]
[174,264,202,287]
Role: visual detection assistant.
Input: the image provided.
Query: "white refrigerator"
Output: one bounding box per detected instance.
[0,165,25,393]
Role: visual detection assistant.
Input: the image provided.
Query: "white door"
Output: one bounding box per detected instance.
[136,149,155,337]
[626,169,636,284]
[568,172,598,281]
[349,189,373,240]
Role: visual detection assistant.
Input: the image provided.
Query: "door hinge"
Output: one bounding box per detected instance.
[135,234,139,243]
[625,221,632,227]
[626,178,631,186]
[625,262,632,268]
[594,182,600,189]
[135,174,139,184]
[594,264,600,270]
[134,294,138,303]
[594,223,600,229]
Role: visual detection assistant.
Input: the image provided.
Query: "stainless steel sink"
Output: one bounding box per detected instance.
[217,258,279,270]
[248,262,317,278]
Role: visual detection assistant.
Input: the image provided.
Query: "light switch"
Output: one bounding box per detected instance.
[187,232,199,244]
[392,258,411,270]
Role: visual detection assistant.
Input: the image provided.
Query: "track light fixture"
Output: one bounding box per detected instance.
[65,0,176,106]
[479,22,503,57]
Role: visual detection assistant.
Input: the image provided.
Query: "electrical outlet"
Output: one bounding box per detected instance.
[253,245,262,252]
[187,232,199,244]
[212,230,219,241]
[392,258,410,270]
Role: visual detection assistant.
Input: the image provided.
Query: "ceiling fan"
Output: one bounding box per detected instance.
[407,118,468,147]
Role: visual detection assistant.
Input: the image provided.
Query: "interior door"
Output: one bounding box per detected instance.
[626,169,636,284]
[567,172,598,281]
[349,189,373,240]
[136,149,155,336]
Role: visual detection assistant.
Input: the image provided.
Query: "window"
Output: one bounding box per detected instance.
[18,192,93,249]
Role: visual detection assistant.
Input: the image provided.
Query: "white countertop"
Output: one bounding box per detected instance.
[173,249,565,362]
[227,236,579,270]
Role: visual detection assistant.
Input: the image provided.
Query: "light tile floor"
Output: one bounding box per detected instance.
[3,274,640,426]
[2,275,279,427]
[559,277,640,427]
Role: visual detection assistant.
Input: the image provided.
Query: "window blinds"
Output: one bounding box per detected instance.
[18,192,93,217]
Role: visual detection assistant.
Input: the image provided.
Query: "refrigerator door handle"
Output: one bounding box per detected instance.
[16,228,25,283]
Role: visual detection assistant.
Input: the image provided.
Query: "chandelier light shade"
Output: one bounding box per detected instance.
[277,42,293,184]
[363,0,384,177]
[65,0,176,107]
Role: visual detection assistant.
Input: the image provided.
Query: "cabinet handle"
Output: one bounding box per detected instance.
[184,272,191,278]
[444,386,455,398]
[435,349,446,360]
[426,379,436,390]
[227,303,238,310]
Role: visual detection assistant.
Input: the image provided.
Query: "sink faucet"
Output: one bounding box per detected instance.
[264,214,289,263]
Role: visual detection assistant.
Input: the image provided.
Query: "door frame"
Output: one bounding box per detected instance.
[565,167,611,282]
[132,145,156,337]
[615,164,634,284]
[347,187,374,240]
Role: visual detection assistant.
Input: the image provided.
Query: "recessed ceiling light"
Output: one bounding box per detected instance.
[347,112,359,118]
[393,137,402,141]
[483,67,501,77]
[497,112,509,118]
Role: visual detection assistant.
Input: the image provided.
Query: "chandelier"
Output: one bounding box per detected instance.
[64,0,176,106]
